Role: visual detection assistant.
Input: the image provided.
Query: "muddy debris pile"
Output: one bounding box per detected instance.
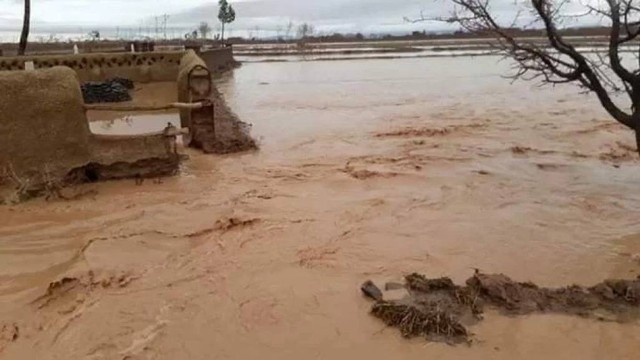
[203,86,257,154]
[362,272,640,344]
[81,77,134,104]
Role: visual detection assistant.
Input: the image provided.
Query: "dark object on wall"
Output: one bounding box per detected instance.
[109,76,134,90]
[81,79,132,104]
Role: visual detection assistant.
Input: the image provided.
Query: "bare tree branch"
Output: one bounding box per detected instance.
[407,0,640,153]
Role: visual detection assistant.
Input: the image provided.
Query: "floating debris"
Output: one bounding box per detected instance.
[363,272,640,344]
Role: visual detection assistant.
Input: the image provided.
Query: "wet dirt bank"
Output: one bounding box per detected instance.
[1,57,640,359]
[364,272,640,344]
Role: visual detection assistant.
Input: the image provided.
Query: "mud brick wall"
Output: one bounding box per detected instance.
[0,66,178,187]
[177,50,211,128]
[177,50,257,154]
[0,67,92,180]
[0,51,184,82]
[199,48,238,73]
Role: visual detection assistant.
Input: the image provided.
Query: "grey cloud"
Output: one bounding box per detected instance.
[172,0,604,35]
[172,0,451,34]
[0,0,608,40]
[176,0,437,22]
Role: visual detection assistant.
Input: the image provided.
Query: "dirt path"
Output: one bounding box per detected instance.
[1,57,640,359]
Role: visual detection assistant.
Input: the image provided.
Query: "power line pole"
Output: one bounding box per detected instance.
[163,14,169,40]
[155,16,159,39]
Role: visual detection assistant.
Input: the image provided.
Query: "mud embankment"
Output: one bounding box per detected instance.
[364,272,640,344]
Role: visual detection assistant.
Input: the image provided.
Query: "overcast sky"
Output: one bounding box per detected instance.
[0,0,602,40]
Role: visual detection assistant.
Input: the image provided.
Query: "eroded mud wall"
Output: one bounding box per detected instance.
[0,67,92,180]
[177,50,257,154]
[177,50,209,128]
[88,135,180,180]
[0,52,184,82]
[0,67,180,192]
[200,48,239,73]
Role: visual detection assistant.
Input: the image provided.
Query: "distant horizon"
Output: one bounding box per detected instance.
[0,21,457,43]
[0,23,614,44]
[0,0,451,42]
[0,0,605,43]
[0,27,458,44]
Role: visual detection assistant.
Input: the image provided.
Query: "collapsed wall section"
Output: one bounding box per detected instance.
[177,50,211,129]
[81,135,180,181]
[177,50,257,154]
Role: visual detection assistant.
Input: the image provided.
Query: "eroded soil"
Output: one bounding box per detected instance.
[365,272,640,344]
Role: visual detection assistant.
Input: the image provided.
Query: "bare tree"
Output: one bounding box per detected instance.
[410,0,640,153]
[88,30,100,41]
[18,0,30,55]
[285,20,295,40]
[253,25,262,39]
[297,23,315,39]
[198,22,212,39]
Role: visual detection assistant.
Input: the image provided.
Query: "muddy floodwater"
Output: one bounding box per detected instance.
[2,56,640,359]
[89,114,181,136]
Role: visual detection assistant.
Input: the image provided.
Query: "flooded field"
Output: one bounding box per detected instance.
[1,56,640,359]
[233,38,637,63]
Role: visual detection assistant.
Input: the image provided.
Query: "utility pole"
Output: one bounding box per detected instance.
[163,14,169,40]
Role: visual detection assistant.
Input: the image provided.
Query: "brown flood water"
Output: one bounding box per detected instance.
[86,81,181,136]
[2,57,640,359]
[89,114,179,135]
